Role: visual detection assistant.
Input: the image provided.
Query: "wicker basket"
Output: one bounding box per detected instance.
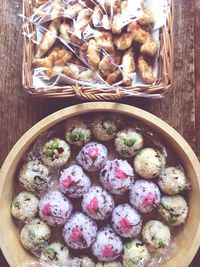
[22,1,174,100]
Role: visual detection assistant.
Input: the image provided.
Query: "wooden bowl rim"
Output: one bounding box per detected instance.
[0,102,200,267]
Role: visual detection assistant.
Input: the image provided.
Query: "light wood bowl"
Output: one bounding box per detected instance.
[0,102,200,267]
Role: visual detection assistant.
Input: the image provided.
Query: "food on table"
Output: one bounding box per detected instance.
[123,239,150,267]
[39,190,73,226]
[158,166,190,195]
[134,148,166,179]
[82,186,115,220]
[41,138,71,167]
[65,117,91,146]
[100,159,134,195]
[158,195,189,225]
[115,128,143,157]
[92,114,120,141]
[11,191,39,222]
[41,242,70,265]
[96,262,122,267]
[142,220,171,249]
[76,142,108,172]
[59,165,91,198]
[80,256,96,267]
[31,1,158,85]
[129,180,161,213]
[19,159,51,194]
[63,212,98,249]
[111,204,142,238]
[92,226,123,262]
[20,218,51,252]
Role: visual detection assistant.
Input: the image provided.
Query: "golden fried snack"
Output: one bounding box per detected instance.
[127,21,158,56]
[140,35,158,56]
[33,0,48,8]
[60,22,72,43]
[106,69,122,85]
[114,33,133,50]
[99,55,118,77]
[79,69,96,82]
[71,8,92,44]
[94,31,114,53]
[138,55,155,84]
[104,0,121,15]
[122,48,135,85]
[35,18,61,58]
[63,3,84,19]
[87,39,101,70]
[138,4,155,26]
[111,12,122,34]
[63,64,80,79]
[92,5,103,27]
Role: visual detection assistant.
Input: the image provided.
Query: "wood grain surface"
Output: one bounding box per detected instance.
[0,0,199,266]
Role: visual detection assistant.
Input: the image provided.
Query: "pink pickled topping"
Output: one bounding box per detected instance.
[102,246,115,257]
[119,217,131,232]
[88,147,99,159]
[42,203,51,216]
[115,168,127,179]
[143,192,155,206]
[70,227,83,241]
[87,197,98,213]
[62,175,73,188]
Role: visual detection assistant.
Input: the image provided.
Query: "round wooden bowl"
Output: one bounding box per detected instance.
[0,102,200,267]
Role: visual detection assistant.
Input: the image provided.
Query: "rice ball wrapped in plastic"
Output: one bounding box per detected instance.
[82,186,115,220]
[115,128,144,157]
[111,204,142,238]
[123,240,150,267]
[19,160,51,194]
[134,148,166,179]
[41,242,70,266]
[92,114,120,141]
[158,195,189,225]
[76,142,108,172]
[92,226,123,262]
[39,190,73,226]
[63,212,98,249]
[158,166,190,195]
[65,117,91,147]
[142,220,171,249]
[20,218,51,252]
[96,262,122,267]
[129,180,161,213]
[59,165,91,198]
[11,191,39,222]
[41,138,71,167]
[100,159,134,195]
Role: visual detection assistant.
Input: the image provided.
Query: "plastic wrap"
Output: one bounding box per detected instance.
[10,112,190,267]
[22,0,171,98]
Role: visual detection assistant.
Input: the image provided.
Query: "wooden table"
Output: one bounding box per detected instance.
[0,0,200,266]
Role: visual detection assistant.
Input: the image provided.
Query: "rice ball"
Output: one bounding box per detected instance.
[92,226,123,262]
[158,195,189,225]
[92,115,120,141]
[123,240,150,267]
[76,142,108,172]
[11,191,39,222]
[19,160,51,194]
[20,218,51,252]
[39,190,73,226]
[129,180,161,213]
[111,204,142,238]
[82,186,115,220]
[134,148,166,179]
[100,159,134,195]
[80,256,96,267]
[65,118,91,147]
[59,165,91,198]
[41,138,71,167]
[158,166,190,195]
[115,128,144,157]
[63,212,98,249]
[41,242,70,266]
[142,220,171,249]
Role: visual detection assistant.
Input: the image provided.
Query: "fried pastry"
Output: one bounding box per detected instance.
[138,55,155,84]
[114,33,133,50]
[87,39,101,70]
[122,48,135,85]
[94,31,114,53]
